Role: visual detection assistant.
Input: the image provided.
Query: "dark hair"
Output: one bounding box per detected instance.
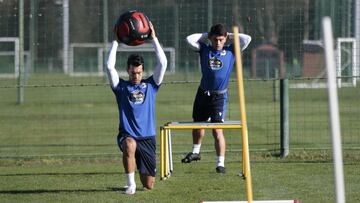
[209,24,227,37]
[127,54,144,70]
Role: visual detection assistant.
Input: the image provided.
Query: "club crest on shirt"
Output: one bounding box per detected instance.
[208,57,223,70]
[129,89,144,104]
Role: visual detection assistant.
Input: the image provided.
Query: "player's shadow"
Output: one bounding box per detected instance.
[0,188,114,194]
[0,172,119,177]
[0,187,147,194]
[108,187,125,192]
[0,172,143,194]
[108,187,149,192]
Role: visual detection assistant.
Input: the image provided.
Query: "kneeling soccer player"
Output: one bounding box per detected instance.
[106,23,167,195]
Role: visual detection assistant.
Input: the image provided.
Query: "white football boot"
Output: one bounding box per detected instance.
[125,184,136,195]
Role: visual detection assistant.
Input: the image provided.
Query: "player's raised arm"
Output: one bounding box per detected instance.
[106,40,120,89]
[150,23,167,85]
[228,33,252,51]
[185,32,208,51]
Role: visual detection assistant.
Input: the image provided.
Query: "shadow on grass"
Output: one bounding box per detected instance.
[0,172,120,177]
[0,144,113,148]
[0,189,114,194]
[0,187,150,194]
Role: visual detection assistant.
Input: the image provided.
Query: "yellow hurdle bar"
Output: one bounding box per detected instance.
[163,121,242,130]
[160,121,243,180]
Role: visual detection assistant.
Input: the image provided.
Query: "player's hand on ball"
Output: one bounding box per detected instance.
[148,22,156,40]
[113,25,121,43]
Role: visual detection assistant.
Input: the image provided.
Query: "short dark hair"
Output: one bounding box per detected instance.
[209,24,227,37]
[127,54,144,70]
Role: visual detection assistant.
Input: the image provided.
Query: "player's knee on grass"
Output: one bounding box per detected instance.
[143,183,154,190]
[140,174,155,190]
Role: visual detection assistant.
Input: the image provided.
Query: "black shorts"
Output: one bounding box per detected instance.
[192,87,227,123]
[117,134,156,177]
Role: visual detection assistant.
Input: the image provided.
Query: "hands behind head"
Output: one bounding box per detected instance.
[225,32,230,44]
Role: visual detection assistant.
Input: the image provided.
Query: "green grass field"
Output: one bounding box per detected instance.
[0,73,359,202]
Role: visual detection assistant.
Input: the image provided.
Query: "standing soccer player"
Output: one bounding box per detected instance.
[106,24,167,194]
[181,24,251,174]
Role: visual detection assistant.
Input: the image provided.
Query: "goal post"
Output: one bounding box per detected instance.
[336,38,358,87]
[0,37,19,78]
[68,42,176,76]
[290,38,358,89]
[68,43,105,76]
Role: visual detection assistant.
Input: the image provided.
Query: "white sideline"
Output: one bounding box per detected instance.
[200,200,298,203]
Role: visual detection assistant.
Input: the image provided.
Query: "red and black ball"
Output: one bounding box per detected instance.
[115,10,151,46]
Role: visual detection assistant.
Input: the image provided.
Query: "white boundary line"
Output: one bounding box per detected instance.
[200,200,298,203]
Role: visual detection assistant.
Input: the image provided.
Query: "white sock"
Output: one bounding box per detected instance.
[192,144,201,154]
[126,172,136,187]
[217,156,225,167]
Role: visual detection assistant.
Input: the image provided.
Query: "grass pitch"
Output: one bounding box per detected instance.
[0,73,359,202]
[0,157,359,202]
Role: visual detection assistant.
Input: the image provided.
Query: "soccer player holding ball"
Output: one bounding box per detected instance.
[106,11,167,195]
[182,24,251,174]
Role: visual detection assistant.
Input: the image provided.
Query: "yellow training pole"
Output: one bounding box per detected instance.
[232,26,253,202]
[160,127,165,179]
[164,128,169,177]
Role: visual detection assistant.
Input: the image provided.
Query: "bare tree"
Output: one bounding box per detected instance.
[253,0,309,45]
